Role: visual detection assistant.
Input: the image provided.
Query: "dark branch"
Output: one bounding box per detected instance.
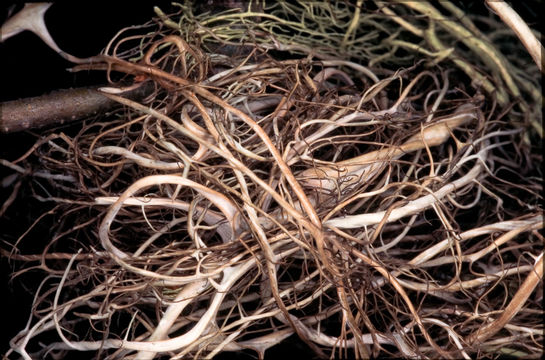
[0,84,152,133]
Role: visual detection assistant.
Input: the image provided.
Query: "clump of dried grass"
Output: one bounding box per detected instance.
[2,1,542,359]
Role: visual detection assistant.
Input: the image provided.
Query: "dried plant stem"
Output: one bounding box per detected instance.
[137,279,209,360]
[467,253,543,345]
[99,174,240,259]
[485,0,544,72]
[325,160,483,228]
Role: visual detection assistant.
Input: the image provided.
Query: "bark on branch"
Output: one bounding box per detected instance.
[0,84,151,133]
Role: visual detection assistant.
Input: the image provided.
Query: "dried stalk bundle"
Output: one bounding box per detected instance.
[2,1,542,359]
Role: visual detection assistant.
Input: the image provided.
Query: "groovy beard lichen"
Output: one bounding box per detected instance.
[2,2,542,359]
